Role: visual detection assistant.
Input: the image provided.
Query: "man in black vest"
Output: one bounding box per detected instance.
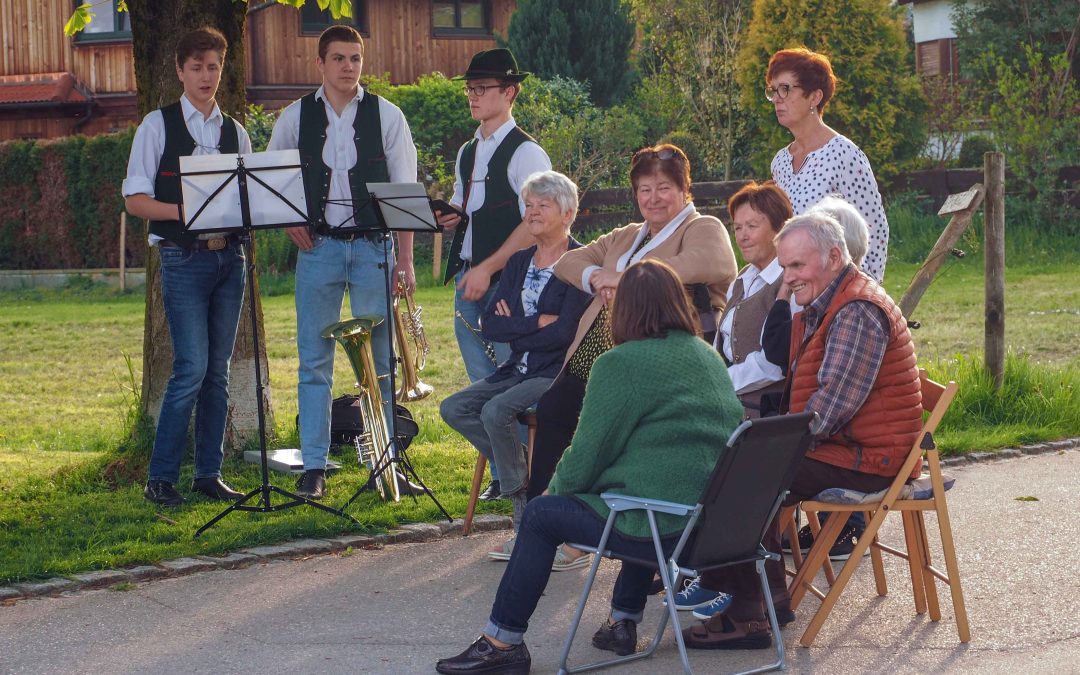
[122,27,252,506]
[435,48,551,500]
[268,25,418,500]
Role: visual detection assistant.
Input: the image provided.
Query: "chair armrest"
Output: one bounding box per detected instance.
[600,492,698,517]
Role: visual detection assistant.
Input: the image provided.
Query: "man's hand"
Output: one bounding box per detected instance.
[776,280,792,304]
[287,226,315,251]
[458,265,492,302]
[436,210,462,231]
[393,258,416,296]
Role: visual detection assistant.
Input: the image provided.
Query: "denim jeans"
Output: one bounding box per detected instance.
[453,267,513,480]
[484,495,679,645]
[148,242,246,484]
[296,235,395,470]
[440,373,552,496]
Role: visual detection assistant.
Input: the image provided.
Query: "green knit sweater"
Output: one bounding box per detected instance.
[548,330,744,539]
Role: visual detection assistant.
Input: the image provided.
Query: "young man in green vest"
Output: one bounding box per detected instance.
[268,25,418,500]
[435,48,551,501]
[123,27,252,506]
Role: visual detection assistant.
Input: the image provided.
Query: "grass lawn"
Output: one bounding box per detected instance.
[0,258,1077,582]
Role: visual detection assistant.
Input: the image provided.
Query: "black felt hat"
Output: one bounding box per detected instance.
[455,48,529,82]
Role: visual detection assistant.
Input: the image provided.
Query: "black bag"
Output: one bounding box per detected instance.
[295,394,418,449]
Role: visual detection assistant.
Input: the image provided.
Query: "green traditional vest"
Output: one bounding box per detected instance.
[442,126,532,284]
[298,91,389,230]
[150,101,238,247]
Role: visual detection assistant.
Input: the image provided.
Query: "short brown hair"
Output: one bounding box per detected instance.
[318,25,364,61]
[175,27,227,67]
[629,143,692,200]
[727,181,793,233]
[767,48,838,111]
[611,260,699,345]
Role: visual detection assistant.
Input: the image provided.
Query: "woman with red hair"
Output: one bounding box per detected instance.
[765,47,889,283]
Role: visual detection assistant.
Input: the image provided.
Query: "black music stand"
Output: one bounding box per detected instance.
[177,150,361,538]
[325,183,451,522]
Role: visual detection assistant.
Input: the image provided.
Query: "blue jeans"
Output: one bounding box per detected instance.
[148,243,246,484]
[440,373,552,495]
[296,235,394,471]
[484,495,679,645]
[453,267,513,480]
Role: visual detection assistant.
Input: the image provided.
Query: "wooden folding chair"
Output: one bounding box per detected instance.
[556,412,816,675]
[786,370,969,647]
[462,408,538,535]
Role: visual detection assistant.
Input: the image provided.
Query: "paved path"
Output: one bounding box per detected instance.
[1,450,1078,674]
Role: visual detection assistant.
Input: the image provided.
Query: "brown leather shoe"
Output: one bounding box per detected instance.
[683,614,773,650]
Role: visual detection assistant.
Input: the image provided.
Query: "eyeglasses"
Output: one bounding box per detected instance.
[632,148,678,163]
[765,83,803,102]
[463,83,507,97]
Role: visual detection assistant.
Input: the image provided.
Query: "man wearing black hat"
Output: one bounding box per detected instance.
[436,48,551,500]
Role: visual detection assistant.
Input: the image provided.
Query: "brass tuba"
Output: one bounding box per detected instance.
[393,272,433,402]
[322,316,400,502]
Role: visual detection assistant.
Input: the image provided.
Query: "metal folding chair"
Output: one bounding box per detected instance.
[557,411,817,675]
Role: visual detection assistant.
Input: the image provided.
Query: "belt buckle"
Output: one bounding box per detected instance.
[207,237,227,251]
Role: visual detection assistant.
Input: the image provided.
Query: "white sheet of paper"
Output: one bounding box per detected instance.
[180,150,308,232]
[366,182,439,232]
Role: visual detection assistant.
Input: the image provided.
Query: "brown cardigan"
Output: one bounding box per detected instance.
[554,209,737,367]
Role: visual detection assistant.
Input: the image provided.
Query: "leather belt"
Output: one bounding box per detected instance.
[322,229,385,244]
[161,235,240,252]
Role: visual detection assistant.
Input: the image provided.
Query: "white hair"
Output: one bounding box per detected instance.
[521,170,579,223]
[775,213,852,267]
[807,195,869,266]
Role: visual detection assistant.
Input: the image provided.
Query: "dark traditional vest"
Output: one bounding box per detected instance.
[297,91,389,231]
[717,266,787,415]
[443,126,533,284]
[150,101,238,247]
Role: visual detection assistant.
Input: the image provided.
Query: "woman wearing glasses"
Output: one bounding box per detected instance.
[509,144,736,570]
[765,48,889,283]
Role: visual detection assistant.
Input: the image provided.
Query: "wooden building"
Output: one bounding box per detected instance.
[1,0,515,141]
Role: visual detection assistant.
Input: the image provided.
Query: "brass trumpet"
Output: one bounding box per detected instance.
[393,272,433,402]
[322,316,400,502]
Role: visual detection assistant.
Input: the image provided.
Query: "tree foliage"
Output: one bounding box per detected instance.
[737,0,927,181]
[501,0,636,106]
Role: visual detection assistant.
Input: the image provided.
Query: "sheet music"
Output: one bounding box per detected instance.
[366,182,440,232]
[180,150,308,231]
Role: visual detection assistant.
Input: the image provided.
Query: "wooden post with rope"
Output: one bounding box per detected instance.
[898,184,985,319]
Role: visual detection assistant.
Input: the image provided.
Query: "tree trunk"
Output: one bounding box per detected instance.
[130,0,274,451]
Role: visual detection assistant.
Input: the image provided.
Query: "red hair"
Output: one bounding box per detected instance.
[767,48,838,111]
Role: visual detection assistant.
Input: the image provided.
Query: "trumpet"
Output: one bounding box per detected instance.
[393,272,433,402]
[322,316,399,502]
[455,310,498,367]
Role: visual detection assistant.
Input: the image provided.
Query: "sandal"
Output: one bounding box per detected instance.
[552,545,591,572]
[487,537,515,561]
[682,614,772,650]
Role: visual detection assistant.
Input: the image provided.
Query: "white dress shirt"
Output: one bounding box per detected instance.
[715,257,791,394]
[268,85,418,229]
[122,94,253,244]
[450,117,551,261]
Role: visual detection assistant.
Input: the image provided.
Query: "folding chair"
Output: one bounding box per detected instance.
[786,370,969,647]
[463,408,538,535]
[557,411,817,675]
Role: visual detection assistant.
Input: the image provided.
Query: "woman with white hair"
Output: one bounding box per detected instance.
[441,170,590,540]
[807,194,871,272]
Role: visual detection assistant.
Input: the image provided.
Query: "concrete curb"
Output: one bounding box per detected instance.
[3,437,1078,606]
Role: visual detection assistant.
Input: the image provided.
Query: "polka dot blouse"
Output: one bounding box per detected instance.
[771,135,889,283]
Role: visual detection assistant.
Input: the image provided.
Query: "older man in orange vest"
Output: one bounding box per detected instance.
[683,212,923,650]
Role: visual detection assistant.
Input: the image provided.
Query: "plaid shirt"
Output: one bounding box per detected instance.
[794,266,890,438]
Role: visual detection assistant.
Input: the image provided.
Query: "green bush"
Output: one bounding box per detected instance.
[957,135,996,168]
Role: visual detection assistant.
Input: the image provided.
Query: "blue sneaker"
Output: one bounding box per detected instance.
[662,577,725,611]
[691,591,734,620]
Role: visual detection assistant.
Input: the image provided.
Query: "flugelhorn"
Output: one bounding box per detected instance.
[322,316,399,502]
[393,272,433,402]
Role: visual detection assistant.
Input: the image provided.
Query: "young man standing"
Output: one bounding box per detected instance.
[123,27,252,506]
[436,48,551,500]
[268,25,418,500]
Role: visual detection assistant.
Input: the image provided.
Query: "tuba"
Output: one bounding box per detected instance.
[322,316,400,502]
[393,272,433,402]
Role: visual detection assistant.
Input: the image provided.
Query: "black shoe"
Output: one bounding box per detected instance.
[393,469,426,496]
[828,523,869,561]
[774,606,797,627]
[436,635,531,674]
[191,477,244,501]
[591,619,637,656]
[295,469,326,500]
[144,480,185,507]
[478,479,502,502]
[781,524,815,554]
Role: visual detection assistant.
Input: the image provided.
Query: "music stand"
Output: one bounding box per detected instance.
[177,149,361,538]
[325,182,451,522]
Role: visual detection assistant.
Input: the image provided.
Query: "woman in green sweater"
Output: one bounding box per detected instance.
[436,260,744,675]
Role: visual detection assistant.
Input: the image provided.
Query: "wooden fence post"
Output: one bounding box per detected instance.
[984,152,1005,389]
[119,212,127,292]
[432,232,442,282]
